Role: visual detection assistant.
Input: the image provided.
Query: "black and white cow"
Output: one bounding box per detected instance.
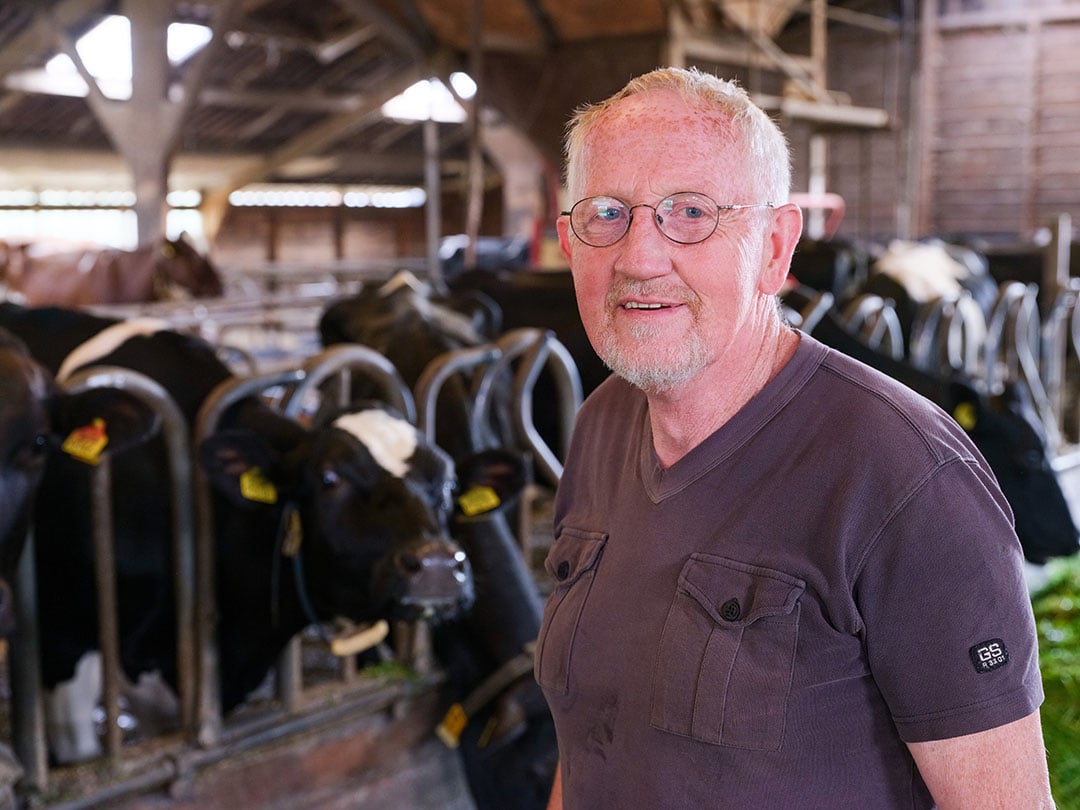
[319,271,510,462]
[804,304,1078,564]
[0,303,518,763]
[433,478,557,810]
[0,326,156,637]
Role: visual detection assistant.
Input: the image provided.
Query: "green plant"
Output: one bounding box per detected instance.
[1033,556,1080,809]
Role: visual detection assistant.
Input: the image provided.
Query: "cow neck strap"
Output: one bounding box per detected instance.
[271,502,332,644]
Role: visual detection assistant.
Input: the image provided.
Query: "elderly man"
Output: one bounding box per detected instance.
[536,67,1054,809]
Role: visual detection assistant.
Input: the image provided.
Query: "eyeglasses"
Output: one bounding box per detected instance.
[561,192,774,248]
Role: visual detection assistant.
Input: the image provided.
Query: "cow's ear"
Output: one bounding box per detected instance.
[53,388,160,464]
[946,381,984,433]
[199,429,284,508]
[453,449,527,520]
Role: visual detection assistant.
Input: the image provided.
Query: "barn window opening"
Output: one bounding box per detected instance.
[381,73,477,123]
[0,187,204,250]
[6,15,211,101]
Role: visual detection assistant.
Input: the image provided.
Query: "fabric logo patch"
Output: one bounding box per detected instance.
[969,639,1009,674]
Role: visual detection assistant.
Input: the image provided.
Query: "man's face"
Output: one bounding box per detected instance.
[558,90,789,393]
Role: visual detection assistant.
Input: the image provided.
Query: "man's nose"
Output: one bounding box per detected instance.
[614,206,672,276]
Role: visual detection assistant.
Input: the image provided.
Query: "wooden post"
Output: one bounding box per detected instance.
[464,0,485,272]
[424,117,442,284]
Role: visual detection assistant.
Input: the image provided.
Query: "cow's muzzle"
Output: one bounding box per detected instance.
[393,538,475,620]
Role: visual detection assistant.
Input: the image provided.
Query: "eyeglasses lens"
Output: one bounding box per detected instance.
[570,193,720,246]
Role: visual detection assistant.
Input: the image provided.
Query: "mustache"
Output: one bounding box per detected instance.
[604,279,699,309]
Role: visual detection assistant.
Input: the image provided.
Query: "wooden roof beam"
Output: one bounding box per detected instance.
[0,0,107,80]
[754,93,890,129]
[790,2,901,34]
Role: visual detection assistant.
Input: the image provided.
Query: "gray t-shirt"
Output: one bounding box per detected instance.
[536,333,1042,809]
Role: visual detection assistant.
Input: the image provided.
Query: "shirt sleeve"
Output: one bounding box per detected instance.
[852,456,1044,743]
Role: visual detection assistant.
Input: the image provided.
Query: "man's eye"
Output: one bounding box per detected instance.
[671,204,705,219]
[596,206,623,221]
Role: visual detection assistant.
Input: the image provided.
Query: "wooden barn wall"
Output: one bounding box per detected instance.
[786,22,912,243]
[919,4,1080,240]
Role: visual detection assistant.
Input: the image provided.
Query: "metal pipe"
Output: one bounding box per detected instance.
[508,330,583,486]
[89,458,123,758]
[193,368,304,747]
[414,345,500,445]
[63,366,198,739]
[283,344,416,424]
[10,531,47,792]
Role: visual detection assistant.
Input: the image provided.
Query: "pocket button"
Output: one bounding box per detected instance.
[556,560,571,581]
[720,598,741,622]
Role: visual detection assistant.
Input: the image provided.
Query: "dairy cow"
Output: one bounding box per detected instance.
[0,327,156,637]
[0,303,508,763]
[804,304,1078,564]
[319,271,510,462]
[0,234,223,307]
[321,274,560,807]
[434,490,557,810]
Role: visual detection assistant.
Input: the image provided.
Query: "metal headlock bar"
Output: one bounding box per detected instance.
[414,344,501,447]
[192,367,305,748]
[18,356,423,808]
[497,327,583,488]
[984,282,1063,453]
[1040,279,1080,443]
[10,365,194,794]
[282,343,416,424]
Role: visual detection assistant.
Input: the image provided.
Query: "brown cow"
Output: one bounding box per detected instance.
[0,234,223,306]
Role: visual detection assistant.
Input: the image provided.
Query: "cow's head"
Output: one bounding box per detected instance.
[199,404,524,625]
[949,380,1079,564]
[157,234,223,299]
[317,273,513,460]
[0,331,159,634]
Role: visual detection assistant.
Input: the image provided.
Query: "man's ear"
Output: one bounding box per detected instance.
[760,202,804,295]
[199,429,284,508]
[557,216,574,262]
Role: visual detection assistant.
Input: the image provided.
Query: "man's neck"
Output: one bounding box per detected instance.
[646,325,799,468]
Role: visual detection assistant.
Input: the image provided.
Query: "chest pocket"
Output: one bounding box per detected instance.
[651,553,805,751]
[534,528,607,694]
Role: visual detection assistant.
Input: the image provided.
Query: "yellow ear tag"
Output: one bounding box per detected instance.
[953,401,978,431]
[458,485,501,517]
[436,703,468,749]
[62,419,109,465]
[281,510,303,558]
[239,467,278,504]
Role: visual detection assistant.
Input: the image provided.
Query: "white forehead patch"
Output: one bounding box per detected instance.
[334,409,418,478]
[57,318,169,383]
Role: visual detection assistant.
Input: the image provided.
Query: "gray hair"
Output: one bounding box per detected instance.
[563,67,792,204]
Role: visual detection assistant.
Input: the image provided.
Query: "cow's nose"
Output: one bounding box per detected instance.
[396,539,474,616]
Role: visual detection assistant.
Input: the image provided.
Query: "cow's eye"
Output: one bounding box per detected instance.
[321,468,341,489]
[13,433,49,469]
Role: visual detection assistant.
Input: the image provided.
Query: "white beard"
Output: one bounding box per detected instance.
[599,319,707,393]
